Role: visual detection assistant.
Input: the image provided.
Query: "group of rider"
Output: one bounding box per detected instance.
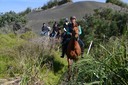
[41,21,60,38]
[41,16,85,58]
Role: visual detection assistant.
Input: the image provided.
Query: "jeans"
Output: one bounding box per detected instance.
[78,38,84,48]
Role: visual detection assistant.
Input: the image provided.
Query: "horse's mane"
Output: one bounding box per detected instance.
[72,23,79,38]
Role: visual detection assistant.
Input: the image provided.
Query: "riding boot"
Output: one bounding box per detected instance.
[60,45,65,58]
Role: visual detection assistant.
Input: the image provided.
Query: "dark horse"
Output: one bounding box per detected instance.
[66,23,81,80]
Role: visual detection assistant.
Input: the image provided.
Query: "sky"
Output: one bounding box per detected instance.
[0,0,128,13]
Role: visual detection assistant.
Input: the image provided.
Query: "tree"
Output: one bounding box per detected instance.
[0,11,27,27]
[41,0,72,10]
[19,7,31,16]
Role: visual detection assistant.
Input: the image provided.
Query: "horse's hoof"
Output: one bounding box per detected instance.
[60,56,64,58]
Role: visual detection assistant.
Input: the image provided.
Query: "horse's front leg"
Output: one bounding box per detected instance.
[67,58,73,81]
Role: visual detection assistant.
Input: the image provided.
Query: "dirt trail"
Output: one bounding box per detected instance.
[0,77,20,85]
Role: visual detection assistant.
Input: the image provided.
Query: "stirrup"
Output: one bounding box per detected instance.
[60,55,64,58]
[81,55,84,58]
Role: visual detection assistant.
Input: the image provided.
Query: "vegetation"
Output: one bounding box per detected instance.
[66,8,128,84]
[0,10,29,35]
[106,0,128,8]
[55,7,128,85]
[78,8,128,46]
[68,36,128,85]
[0,32,67,84]
[0,11,27,28]
[0,1,128,85]
[19,7,32,16]
[41,0,72,10]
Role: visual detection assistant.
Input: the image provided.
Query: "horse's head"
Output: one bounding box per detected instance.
[72,23,79,40]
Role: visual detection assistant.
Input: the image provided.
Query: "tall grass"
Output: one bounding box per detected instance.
[0,33,67,84]
[69,36,128,85]
[0,33,25,78]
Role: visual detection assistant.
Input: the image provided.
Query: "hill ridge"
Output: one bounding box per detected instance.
[26,1,128,33]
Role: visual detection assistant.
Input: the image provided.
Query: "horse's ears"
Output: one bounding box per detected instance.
[73,23,78,27]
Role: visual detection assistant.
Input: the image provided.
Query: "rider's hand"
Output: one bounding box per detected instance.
[69,33,72,36]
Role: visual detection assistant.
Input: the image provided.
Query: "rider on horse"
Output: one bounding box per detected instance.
[61,16,85,58]
[61,18,70,43]
[50,21,59,38]
[41,23,51,36]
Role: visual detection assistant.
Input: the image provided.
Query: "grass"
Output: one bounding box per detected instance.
[0,32,127,85]
[42,50,67,85]
[0,33,25,78]
[0,33,24,49]
[0,33,68,84]
[69,36,128,85]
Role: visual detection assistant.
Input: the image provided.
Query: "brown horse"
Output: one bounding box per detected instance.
[66,23,81,80]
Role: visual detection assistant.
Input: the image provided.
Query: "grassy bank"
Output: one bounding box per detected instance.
[0,32,68,85]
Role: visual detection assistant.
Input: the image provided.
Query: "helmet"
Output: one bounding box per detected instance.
[65,18,68,22]
[43,23,46,26]
[70,16,76,20]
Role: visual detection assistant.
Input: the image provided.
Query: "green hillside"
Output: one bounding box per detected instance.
[0,1,128,85]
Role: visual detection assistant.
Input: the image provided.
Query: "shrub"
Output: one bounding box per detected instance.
[106,0,128,8]
[0,11,27,28]
[78,8,128,47]
[0,34,67,84]
[20,31,36,40]
[69,36,128,85]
